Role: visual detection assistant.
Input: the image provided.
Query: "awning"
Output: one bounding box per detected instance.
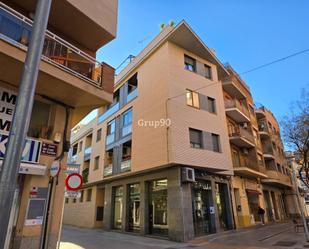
[246,189,261,197]
[0,160,47,176]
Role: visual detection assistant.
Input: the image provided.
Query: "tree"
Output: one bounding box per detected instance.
[282,88,309,187]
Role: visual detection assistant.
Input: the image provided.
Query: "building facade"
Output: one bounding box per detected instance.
[63,21,299,241]
[0,0,117,248]
[63,21,235,242]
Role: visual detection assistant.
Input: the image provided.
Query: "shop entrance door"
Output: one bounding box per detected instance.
[192,181,214,236]
[246,190,260,223]
[215,183,230,230]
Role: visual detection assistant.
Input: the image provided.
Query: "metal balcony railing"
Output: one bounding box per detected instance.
[229,126,255,144]
[0,3,104,88]
[225,99,250,118]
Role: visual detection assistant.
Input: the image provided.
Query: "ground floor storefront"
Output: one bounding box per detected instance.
[231,176,296,229]
[63,166,234,242]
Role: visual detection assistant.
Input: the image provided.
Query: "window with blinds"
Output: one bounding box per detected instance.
[189,128,203,148]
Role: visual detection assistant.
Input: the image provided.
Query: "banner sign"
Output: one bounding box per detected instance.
[0,133,41,163]
[0,87,17,135]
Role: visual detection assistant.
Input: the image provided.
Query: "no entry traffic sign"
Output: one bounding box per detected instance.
[65,173,83,191]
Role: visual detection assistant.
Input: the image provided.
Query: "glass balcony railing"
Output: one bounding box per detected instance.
[106,134,115,145]
[98,102,120,124]
[127,88,138,103]
[121,159,131,172]
[84,147,92,161]
[0,3,104,88]
[122,124,132,137]
[104,164,113,176]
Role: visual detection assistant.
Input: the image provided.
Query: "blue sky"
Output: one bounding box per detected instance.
[86,0,309,125]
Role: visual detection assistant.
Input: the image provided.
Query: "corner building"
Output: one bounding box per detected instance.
[63,21,235,242]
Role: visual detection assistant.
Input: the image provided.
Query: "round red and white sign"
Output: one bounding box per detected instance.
[65,173,83,191]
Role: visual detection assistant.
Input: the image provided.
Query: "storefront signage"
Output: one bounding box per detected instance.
[0,87,17,135]
[0,133,41,163]
[41,142,57,156]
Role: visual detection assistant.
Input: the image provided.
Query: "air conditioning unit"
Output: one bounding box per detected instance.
[182,167,195,183]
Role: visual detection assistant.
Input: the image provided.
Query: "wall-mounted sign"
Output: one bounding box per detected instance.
[25,187,48,226]
[41,142,57,156]
[65,191,81,199]
[0,87,17,135]
[0,133,41,163]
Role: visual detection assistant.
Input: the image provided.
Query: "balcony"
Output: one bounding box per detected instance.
[258,121,270,138]
[0,3,113,125]
[104,164,113,177]
[83,147,92,161]
[229,126,255,148]
[126,88,138,103]
[233,156,268,179]
[262,170,292,188]
[225,99,250,123]
[255,107,266,119]
[98,102,120,124]
[262,145,275,160]
[4,0,117,51]
[222,79,246,99]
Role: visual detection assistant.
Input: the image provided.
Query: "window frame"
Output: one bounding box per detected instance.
[204,64,212,80]
[207,96,216,114]
[96,128,102,142]
[94,156,100,170]
[211,133,221,153]
[186,89,200,109]
[189,128,203,149]
[184,55,196,72]
[123,108,133,127]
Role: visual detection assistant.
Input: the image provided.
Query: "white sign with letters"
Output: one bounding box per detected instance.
[0,87,17,135]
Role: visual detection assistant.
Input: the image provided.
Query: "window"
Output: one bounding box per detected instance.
[80,190,84,202]
[204,64,212,79]
[186,89,200,108]
[211,133,220,152]
[94,156,100,170]
[184,55,196,72]
[65,198,69,204]
[107,119,116,136]
[207,97,216,113]
[123,109,133,127]
[189,128,203,149]
[96,206,104,221]
[28,100,51,138]
[73,198,76,203]
[79,141,83,152]
[96,128,102,142]
[128,73,138,94]
[87,188,92,202]
[72,144,78,156]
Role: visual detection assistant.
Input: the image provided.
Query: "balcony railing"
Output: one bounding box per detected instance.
[122,124,132,137]
[84,147,92,161]
[121,159,131,172]
[127,88,138,103]
[262,144,274,156]
[229,126,255,144]
[0,3,104,88]
[104,164,113,176]
[258,122,269,133]
[98,102,120,124]
[106,133,115,145]
[225,99,250,118]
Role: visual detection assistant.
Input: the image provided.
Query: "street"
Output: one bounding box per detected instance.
[60,222,309,249]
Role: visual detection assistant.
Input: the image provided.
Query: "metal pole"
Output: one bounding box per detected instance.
[291,159,309,241]
[0,0,52,247]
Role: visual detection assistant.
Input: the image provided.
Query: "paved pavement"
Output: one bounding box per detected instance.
[59,222,309,249]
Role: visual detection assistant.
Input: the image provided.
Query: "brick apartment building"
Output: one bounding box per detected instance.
[63,21,298,241]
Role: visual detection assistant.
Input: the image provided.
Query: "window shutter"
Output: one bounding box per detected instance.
[199,94,208,111]
[202,131,213,150]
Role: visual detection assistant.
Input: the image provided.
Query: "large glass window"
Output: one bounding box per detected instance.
[113,186,123,229]
[128,184,140,232]
[192,180,214,236]
[106,119,116,145]
[186,89,200,108]
[122,109,132,137]
[149,179,168,236]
